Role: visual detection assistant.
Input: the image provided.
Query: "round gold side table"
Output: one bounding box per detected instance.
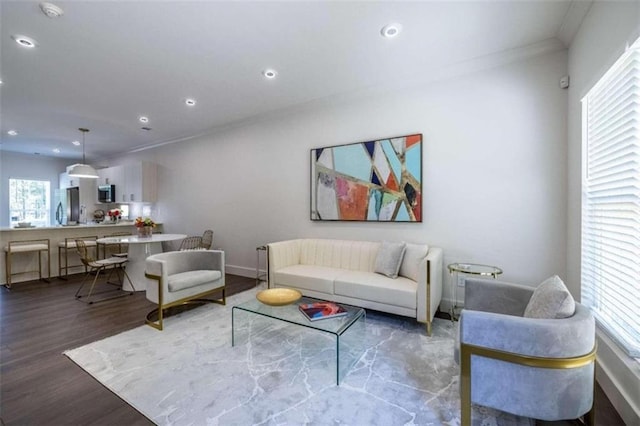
[447,263,502,320]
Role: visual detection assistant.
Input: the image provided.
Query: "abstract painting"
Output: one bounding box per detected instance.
[311,134,422,222]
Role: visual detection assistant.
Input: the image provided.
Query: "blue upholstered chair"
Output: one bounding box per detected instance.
[456,277,596,426]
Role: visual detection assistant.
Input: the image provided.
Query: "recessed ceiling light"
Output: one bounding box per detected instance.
[262,69,277,79]
[72,140,81,146]
[381,23,402,38]
[12,35,37,48]
[185,98,196,106]
[7,130,18,136]
[40,2,64,19]
[52,148,61,153]
[139,116,149,123]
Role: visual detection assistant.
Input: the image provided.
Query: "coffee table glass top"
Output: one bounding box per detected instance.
[233,296,365,335]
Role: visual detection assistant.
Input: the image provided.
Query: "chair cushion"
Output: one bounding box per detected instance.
[168,270,222,292]
[398,243,429,281]
[524,275,575,319]
[5,243,48,252]
[92,257,128,267]
[334,270,417,309]
[374,241,406,278]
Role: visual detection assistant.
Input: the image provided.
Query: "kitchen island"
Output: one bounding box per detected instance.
[1,222,166,286]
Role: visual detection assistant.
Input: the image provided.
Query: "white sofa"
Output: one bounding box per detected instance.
[267,239,443,335]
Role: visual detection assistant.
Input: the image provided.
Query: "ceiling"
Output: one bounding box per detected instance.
[0,1,590,162]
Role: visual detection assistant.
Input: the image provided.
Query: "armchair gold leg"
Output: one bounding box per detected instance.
[146,308,164,330]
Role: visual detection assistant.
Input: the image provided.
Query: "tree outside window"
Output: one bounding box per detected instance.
[9,179,50,227]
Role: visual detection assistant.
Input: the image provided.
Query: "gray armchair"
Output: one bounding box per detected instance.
[456,277,596,426]
[145,250,226,330]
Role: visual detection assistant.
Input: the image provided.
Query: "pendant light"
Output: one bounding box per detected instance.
[67,127,98,178]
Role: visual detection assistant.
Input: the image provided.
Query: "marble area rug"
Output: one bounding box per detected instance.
[64,285,532,426]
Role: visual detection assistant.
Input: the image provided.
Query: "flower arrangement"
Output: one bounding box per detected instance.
[134,217,156,228]
[107,209,121,221]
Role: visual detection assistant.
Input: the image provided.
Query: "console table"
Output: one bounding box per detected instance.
[447,262,502,320]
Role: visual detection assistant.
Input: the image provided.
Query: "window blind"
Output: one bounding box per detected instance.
[582,38,640,358]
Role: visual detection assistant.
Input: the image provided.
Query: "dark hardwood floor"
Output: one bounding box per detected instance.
[0,275,626,425]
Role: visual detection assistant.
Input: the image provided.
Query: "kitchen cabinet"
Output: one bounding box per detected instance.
[122,162,157,203]
[93,162,157,203]
[97,165,123,187]
[59,172,97,209]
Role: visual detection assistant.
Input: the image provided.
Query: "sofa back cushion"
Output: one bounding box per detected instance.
[399,243,429,282]
[300,239,380,272]
[374,241,407,278]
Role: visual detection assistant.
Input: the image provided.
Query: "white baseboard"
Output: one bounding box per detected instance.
[225,264,259,279]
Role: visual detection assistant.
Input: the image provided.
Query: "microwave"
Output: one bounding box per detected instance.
[98,185,116,203]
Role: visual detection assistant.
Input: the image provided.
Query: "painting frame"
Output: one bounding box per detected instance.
[310,133,422,222]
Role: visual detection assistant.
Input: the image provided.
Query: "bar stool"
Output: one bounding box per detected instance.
[4,239,51,289]
[58,236,98,280]
[98,231,130,259]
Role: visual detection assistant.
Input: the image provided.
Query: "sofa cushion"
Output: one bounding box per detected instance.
[334,270,417,309]
[168,270,222,292]
[399,243,429,281]
[300,239,379,272]
[273,264,342,294]
[524,275,575,319]
[374,241,406,278]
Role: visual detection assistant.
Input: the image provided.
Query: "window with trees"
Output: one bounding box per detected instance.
[9,179,51,227]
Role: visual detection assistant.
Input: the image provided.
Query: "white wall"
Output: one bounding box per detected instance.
[566,2,640,424]
[0,151,69,227]
[115,49,569,309]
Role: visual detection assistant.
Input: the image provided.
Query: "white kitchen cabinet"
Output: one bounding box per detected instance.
[92,162,157,203]
[122,161,157,203]
[97,165,123,187]
[59,172,97,208]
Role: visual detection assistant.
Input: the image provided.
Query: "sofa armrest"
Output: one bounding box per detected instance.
[417,247,443,327]
[459,304,595,358]
[464,278,533,316]
[145,256,169,302]
[267,240,302,286]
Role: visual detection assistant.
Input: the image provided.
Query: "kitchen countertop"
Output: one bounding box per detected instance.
[0,222,162,232]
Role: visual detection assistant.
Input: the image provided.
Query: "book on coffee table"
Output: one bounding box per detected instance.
[299,301,348,321]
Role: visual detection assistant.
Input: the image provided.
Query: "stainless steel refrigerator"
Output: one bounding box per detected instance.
[66,186,80,224]
[53,186,85,225]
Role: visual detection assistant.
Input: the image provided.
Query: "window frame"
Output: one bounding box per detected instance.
[8,178,52,228]
[581,37,640,359]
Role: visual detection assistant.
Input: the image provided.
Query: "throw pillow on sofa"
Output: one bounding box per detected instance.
[399,243,429,282]
[524,275,575,319]
[374,241,406,279]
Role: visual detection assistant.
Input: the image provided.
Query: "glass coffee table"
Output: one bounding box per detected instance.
[232,296,365,385]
